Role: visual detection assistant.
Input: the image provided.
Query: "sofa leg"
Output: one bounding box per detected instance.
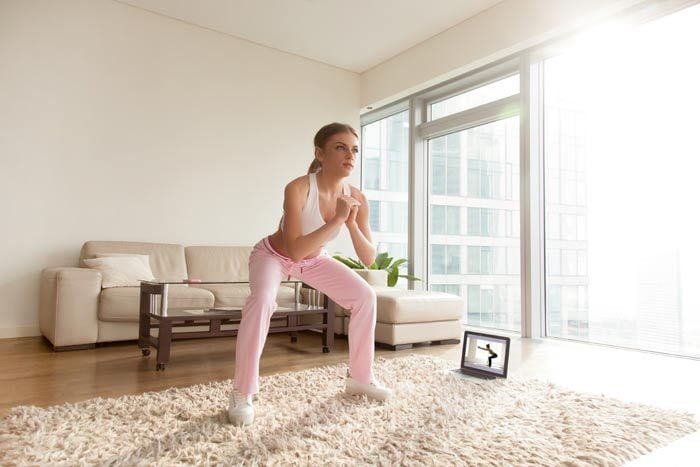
[431,339,460,346]
[53,343,96,352]
[377,343,413,351]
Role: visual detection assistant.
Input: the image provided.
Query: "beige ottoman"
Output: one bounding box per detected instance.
[298,269,389,335]
[374,288,463,350]
[299,269,464,350]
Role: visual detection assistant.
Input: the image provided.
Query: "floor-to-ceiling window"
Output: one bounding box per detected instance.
[360,1,700,357]
[361,110,410,288]
[426,75,522,332]
[428,118,521,331]
[543,2,700,357]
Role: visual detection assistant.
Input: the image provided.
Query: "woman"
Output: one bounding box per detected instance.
[478,343,498,368]
[229,122,391,426]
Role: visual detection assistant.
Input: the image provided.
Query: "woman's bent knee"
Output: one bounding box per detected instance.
[245,290,278,312]
[349,283,376,310]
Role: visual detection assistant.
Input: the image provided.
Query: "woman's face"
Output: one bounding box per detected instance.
[317,132,359,176]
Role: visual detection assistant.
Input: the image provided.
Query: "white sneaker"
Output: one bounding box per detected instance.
[228,390,254,426]
[345,377,392,401]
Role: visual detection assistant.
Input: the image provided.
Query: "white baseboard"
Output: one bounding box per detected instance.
[0,326,42,339]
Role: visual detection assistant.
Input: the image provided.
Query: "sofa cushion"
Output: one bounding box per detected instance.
[185,246,252,281]
[192,284,296,308]
[95,253,152,270]
[99,286,215,322]
[375,289,464,324]
[185,246,296,307]
[81,241,187,282]
[82,256,155,288]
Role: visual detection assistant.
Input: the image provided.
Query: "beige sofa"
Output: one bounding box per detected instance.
[40,241,299,350]
[40,240,464,351]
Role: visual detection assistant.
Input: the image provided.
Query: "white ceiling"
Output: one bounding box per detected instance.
[117,0,505,73]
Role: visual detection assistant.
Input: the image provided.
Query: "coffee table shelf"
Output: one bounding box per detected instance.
[138,280,335,370]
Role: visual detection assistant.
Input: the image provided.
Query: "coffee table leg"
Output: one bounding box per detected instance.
[322,300,335,353]
[155,319,172,371]
[290,282,301,343]
[138,289,151,356]
[288,314,299,343]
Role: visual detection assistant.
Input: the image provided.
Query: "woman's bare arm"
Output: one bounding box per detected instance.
[346,188,376,267]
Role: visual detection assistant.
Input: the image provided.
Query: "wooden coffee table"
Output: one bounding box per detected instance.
[138,280,335,370]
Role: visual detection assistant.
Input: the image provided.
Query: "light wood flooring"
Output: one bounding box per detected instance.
[1,331,698,465]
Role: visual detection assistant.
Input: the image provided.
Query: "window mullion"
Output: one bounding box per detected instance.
[520,54,545,338]
[409,98,426,291]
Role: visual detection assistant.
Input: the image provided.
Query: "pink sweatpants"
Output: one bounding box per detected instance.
[233,236,377,395]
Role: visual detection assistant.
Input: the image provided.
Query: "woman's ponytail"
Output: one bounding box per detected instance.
[307,158,322,174]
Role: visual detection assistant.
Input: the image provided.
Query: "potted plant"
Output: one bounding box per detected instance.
[332,252,421,287]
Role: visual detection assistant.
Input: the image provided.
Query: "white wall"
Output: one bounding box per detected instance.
[360,0,645,109]
[0,0,360,338]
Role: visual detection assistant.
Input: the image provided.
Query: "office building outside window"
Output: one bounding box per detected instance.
[428,117,521,332]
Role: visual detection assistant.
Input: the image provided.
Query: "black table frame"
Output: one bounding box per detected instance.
[138,281,335,370]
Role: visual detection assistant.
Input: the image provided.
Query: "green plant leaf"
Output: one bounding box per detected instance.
[332,256,355,268]
[333,255,362,269]
[374,252,389,268]
[348,258,365,269]
[398,274,422,282]
[389,258,408,269]
[380,256,393,270]
[387,266,399,287]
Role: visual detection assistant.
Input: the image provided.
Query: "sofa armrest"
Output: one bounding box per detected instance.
[40,267,101,349]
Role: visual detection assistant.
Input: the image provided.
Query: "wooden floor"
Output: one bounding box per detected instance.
[1,331,699,464]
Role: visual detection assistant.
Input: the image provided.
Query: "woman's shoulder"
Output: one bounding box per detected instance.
[347,184,368,203]
[286,174,310,188]
[284,174,311,197]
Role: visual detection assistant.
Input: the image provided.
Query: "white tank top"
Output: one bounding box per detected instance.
[279,172,351,245]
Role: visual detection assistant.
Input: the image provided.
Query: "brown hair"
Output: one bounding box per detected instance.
[308,122,359,174]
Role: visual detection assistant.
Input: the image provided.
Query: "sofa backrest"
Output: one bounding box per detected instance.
[79,241,187,282]
[185,246,252,281]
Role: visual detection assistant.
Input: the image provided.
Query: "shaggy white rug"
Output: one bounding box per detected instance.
[0,355,697,466]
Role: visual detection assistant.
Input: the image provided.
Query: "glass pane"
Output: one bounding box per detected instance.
[467,208,480,236]
[446,206,461,235]
[446,245,461,274]
[429,117,521,332]
[432,155,446,196]
[432,284,461,295]
[543,3,700,357]
[362,111,410,288]
[432,245,445,275]
[368,200,381,232]
[363,158,380,190]
[431,74,520,120]
[467,246,480,274]
[378,242,408,264]
[431,205,445,234]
